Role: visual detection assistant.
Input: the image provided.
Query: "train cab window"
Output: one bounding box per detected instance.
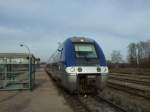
[74,43,98,58]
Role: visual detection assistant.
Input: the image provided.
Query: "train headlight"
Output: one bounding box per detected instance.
[66,67,76,73]
[97,67,101,72]
[70,67,75,72]
[104,67,108,73]
[101,67,108,73]
[78,67,82,72]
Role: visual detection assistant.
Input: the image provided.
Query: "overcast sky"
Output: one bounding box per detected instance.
[0,0,150,62]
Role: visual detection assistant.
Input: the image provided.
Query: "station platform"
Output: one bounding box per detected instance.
[0,68,73,112]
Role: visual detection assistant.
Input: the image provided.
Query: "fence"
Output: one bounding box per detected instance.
[0,53,35,90]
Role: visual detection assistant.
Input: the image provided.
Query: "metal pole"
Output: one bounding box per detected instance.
[20,44,32,90]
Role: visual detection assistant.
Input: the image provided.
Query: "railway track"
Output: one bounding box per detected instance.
[65,94,127,112]
[109,74,150,86]
[107,73,150,99]
[94,95,127,112]
[56,86,127,112]
[110,73,150,80]
[73,94,127,112]
[110,69,150,76]
[47,72,127,112]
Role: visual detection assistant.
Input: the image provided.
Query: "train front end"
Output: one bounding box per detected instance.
[64,37,108,93]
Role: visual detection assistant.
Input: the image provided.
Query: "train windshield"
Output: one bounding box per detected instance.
[74,43,98,58]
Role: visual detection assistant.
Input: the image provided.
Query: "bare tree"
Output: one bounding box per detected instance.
[128,40,150,67]
[111,50,123,64]
[128,43,137,66]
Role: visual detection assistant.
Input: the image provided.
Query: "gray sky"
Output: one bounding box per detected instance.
[0,0,150,62]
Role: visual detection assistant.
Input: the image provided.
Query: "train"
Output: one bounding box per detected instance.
[46,37,109,93]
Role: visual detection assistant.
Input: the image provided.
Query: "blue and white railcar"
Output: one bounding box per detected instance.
[47,37,108,93]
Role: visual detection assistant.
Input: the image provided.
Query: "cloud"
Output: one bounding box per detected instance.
[0,0,150,61]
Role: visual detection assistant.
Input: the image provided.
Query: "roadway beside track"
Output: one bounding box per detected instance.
[0,67,73,112]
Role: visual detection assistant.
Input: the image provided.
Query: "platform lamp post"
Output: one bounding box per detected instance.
[20,44,32,90]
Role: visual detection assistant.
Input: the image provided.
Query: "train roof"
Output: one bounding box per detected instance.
[70,37,94,43]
